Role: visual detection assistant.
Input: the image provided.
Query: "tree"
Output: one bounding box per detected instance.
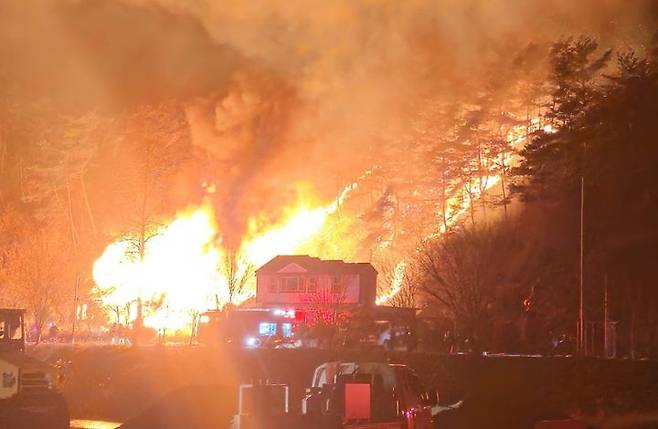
[513,44,658,357]
[374,258,418,309]
[20,110,110,341]
[416,225,519,351]
[22,111,104,231]
[219,250,254,306]
[511,42,551,135]
[388,267,421,309]
[513,38,611,202]
[300,287,348,349]
[546,37,611,127]
[0,209,74,342]
[109,101,191,342]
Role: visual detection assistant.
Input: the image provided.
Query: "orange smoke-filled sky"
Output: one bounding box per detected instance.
[0,0,654,244]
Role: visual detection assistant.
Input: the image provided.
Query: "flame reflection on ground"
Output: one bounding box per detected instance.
[70,419,122,429]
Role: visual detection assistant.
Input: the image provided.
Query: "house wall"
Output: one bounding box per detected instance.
[359,269,377,306]
[256,273,362,306]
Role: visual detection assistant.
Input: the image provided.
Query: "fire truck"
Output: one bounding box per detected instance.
[0,308,69,429]
[198,308,304,348]
[197,306,418,350]
[233,361,438,429]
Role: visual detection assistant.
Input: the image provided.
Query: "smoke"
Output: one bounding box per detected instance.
[159,0,655,245]
[184,70,299,248]
[0,0,244,110]
[1,0,655,245]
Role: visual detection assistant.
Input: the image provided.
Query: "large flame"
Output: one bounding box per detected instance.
[93,184,358,333]
[241,182,357,267]
[93,204,222,332]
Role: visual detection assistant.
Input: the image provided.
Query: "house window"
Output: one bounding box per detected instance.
[280,277,303,293]
[331,276,343,294]
[268,279,277,293]
[307,277,318,293]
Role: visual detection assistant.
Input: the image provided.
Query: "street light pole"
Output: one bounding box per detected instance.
[579,175,585,356]
[604,273,609,358]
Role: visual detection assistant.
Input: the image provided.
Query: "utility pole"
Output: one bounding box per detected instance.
[579,175,585,356]
[604,273,609,358]
[578,138,588,357]
[71,274,80,344]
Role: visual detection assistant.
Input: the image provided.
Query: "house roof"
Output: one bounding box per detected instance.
[0,308,25,315]
[256,255,377,276]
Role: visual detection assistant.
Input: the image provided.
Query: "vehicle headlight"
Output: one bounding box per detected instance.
[244,337,260,348]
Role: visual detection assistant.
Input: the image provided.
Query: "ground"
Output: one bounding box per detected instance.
[27,345,658,429]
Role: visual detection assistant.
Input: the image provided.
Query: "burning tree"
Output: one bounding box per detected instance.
[218,250,255,307]
[108,101,191,342]
[387,265,421,310]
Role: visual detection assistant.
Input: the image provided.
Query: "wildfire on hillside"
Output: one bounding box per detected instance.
[92,117,547,334]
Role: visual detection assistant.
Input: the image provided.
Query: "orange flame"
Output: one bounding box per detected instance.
[93,183,358,334]
[375,260,407,305]
[376,118,545,306]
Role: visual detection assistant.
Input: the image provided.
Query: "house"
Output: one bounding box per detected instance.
[255,255,378,308]
[198,255,418,349]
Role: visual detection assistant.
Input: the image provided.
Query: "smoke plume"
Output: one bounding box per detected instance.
[1,0,655,245]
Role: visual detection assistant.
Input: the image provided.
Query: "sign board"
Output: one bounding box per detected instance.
[344,383,371,422]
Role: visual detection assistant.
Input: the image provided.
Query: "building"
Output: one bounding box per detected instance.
[198,255,417,349]
[255,255,378,308]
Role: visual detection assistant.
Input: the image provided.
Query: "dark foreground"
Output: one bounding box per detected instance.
[27,345,658,429]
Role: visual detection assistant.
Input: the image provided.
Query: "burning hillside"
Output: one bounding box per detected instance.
[91,111,542,334]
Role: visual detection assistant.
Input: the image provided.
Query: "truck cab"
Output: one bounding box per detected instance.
[0,309,25,354]
[307,362,434,428]
[0,308,69,429]
[0,309,29,402]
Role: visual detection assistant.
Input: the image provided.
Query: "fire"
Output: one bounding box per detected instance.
[93,183,359,334]
[93,204,222,332]
[377,118,546,306]
[376,261,407,305]
[242,182,357,267]
[92,118,550,329]
[436,117,543,235]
